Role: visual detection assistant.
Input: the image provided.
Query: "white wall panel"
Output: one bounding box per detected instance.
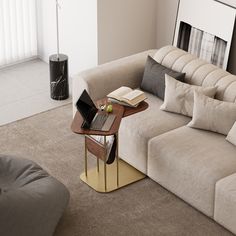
[36,0,98,75]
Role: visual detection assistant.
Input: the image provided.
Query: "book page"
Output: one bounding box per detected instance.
[130,93,146,105]
[108,98,139,107]
[107,86,132,100]
[122,90,144,101]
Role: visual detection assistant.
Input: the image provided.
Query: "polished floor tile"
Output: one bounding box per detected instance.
[0,59,72,126]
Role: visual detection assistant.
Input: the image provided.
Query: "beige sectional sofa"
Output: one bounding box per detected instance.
[72,45,236,234]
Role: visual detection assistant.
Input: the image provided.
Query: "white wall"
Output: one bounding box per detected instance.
[156,0,179,49]
[37,0,157,71]
[36,0,236,75]
[97,0,157,64]
[36,0,98,75]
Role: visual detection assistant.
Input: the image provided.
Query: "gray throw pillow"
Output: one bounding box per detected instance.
[140,55,185,100]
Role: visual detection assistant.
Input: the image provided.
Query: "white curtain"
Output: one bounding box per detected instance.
[0,0,37,67]
[199,32,215,63]
[186,25,227,68]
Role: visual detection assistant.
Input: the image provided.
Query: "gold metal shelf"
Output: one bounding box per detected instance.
[80,159,146,193]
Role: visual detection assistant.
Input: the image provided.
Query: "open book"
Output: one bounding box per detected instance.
[107,86,146,107]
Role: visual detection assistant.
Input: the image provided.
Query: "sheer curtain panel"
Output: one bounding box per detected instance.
[0,0,37,67]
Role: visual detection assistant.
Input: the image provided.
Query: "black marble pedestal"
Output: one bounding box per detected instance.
[49,54,69,100]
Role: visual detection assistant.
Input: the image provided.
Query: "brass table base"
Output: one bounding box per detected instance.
[80,159,146,193]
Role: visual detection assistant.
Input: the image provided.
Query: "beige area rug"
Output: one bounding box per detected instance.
[0,104,233,236]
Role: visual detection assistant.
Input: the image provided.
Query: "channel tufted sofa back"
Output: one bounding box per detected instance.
[153,45,236,103]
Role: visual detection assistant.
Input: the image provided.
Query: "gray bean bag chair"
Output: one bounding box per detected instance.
[0,155,70,236]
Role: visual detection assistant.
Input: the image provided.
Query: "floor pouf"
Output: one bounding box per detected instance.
[0,155,70,236]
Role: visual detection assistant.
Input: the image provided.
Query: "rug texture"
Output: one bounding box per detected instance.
[0,104,233,236]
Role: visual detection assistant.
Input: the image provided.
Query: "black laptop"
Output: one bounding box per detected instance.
[76,90,116,131]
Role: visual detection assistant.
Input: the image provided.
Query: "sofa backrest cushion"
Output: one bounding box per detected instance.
[153,45,236,103]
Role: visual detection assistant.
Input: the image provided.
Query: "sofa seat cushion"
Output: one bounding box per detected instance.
[214,173,236,235]
[148,126,236,217]
[119,93,190,173]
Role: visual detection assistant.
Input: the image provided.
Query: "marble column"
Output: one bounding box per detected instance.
[49,54,69,100]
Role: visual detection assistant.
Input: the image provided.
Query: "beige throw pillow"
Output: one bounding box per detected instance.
[226,122,236,146]
[160,74,217,117]
[188,92,236,135]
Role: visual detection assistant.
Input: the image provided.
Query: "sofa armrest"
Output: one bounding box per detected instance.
[72,49,157,115]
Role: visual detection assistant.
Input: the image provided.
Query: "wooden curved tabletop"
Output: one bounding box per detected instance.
[123,101,148,117]
[71,99,149,136]
[71,103,124,136]
[93,98,149,117]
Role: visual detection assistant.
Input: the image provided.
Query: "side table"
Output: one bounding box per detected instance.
[71,100,148,193]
